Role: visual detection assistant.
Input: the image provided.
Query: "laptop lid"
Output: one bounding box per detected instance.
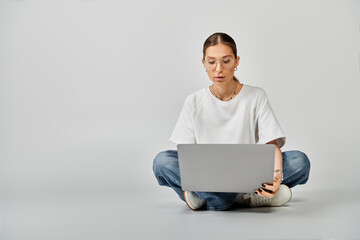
[177,144,275,193]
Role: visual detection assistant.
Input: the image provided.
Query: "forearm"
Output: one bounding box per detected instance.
[257,142,284,197]
[274,144,283,179]
[266,140,283,180]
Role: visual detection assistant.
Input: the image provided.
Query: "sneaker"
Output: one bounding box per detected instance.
[244,184,292,207]
[183,191,206,210]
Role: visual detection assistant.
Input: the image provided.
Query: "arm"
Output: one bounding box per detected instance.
[268,139,283,177]
[254,140,283,198]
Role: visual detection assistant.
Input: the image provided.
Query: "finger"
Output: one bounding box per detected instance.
[263,187,280,198]
[254,189,268,198]
[261,186,280,196]
[258,189,276,198]
[261,187,273,194]
[256,191,268,198]
[257,187,280,199]
[264,180,281,189]
[262,183,277,192]
[263,177,281,188]
[262,186,280,196]
[256,188,275,199]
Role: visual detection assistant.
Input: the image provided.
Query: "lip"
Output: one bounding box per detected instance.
[214,76,225,80]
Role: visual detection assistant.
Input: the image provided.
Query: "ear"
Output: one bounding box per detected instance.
[235,56,240,68]
[201,59,206,68]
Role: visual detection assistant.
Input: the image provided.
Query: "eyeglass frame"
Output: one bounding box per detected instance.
[202,57,238,71]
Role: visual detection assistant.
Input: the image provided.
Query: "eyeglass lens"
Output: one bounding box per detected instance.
[205,58,235,70]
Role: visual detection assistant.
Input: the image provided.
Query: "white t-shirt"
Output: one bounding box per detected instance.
[169,84,286,148]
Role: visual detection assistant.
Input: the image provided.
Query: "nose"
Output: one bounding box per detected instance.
[215,61,223,72]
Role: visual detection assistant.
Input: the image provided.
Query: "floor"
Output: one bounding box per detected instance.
[1,183,359,240]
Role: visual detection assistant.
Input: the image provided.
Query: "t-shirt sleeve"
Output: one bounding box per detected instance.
[169,97,196,144]
[255,89,286,148]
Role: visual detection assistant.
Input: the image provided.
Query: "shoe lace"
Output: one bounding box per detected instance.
[249,193,272,207]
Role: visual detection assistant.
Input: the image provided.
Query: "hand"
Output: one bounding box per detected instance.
[254,169,282,198]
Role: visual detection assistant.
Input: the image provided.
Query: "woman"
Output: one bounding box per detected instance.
[153,32,310,211]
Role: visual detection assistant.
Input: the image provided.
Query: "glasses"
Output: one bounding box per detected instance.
[203,57,236,71]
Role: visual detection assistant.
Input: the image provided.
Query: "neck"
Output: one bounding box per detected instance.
[212,80,238,100]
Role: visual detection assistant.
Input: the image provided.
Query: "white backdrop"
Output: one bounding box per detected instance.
[0,0,359,219]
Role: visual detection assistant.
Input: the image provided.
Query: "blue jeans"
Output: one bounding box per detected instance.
[153,149,310,211]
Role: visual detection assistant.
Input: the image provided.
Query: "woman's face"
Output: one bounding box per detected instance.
[202,43,239,85]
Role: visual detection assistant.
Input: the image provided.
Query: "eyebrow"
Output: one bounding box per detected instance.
[205,55,233,59]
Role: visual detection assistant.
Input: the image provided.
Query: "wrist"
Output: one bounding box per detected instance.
[274,169,283,182]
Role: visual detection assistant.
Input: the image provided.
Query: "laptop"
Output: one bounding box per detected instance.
[177,144,275,193]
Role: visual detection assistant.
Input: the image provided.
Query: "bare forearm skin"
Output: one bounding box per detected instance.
[266,140,283,180]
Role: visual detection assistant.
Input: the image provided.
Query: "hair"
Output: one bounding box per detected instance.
[202,32,239,82]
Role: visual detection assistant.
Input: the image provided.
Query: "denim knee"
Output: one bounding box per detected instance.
[153,150,176,175]
[283,150,311,184]
[153,150,167,176]
[297,151,310,183]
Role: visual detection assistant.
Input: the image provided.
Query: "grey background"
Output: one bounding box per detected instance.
[0,0,359,239]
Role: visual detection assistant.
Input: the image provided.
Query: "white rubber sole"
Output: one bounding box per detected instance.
[269,185,292,207]
[183,191,205,211]
[183,191,196,211]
